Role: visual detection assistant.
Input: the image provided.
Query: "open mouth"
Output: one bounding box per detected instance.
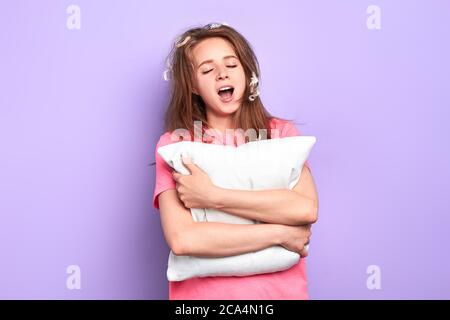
[217,86,234,102]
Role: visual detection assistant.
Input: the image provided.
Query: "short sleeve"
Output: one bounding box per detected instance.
[280,121,311,171]
[152,133,177,210]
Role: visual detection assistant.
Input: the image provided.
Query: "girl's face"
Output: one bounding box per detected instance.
[191,37,246,118]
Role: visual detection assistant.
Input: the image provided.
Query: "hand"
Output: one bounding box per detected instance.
[280,224,312,258]
[172,154,220,209]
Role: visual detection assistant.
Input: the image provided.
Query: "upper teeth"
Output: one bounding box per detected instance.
[219,86,232,92]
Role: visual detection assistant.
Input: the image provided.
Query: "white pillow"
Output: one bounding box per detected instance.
[157,135,316,281]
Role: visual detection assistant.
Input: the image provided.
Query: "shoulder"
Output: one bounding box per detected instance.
[269,117,300,138]
[156,131,178,149]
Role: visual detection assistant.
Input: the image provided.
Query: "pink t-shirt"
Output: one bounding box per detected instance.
[152,118,311,300]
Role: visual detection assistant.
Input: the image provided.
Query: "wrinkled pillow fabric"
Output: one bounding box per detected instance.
[157,135,316,281]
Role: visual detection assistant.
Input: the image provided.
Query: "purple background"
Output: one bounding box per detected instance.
[1,0,449,299]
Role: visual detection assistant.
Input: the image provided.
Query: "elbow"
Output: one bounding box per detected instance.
[307,201,319,224]
[171,240,185,256]
[307,211,318,224]
[171,235,185,256]
[170,221,197,256]
[295,200,318,225]
[171,231,190,256]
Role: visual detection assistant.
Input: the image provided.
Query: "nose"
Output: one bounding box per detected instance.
[216,66,229,80]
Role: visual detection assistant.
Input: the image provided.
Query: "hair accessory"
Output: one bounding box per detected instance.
[249,71,260,101]
[204,22,229,30]
[163,22,231,81]
[163,56,173,81]
[249,71,259,87]
[162,68,172,81]
[176,35,191,48]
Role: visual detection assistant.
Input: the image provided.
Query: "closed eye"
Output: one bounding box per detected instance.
[202,65,238,75]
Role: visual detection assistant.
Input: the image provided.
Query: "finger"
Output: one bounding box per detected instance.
[172,171,181,181]
[181,152,192,164]
[299,247,309,258]
[181,154,198,174]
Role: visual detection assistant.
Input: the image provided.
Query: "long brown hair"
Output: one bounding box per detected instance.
[163,22,297,139]
[149,23,303,166]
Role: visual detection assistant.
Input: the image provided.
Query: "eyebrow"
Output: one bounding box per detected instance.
[197,55,238,69]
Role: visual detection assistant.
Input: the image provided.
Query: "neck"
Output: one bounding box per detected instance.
[205,112,235,137]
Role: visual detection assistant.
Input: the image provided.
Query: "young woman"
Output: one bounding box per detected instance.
[152,23,319,300]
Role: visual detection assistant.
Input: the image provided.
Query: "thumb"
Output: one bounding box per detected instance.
[181,153,197,174]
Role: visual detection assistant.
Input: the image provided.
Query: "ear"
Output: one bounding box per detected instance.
[192,86,199,95]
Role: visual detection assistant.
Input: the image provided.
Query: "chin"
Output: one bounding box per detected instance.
[217,102,240,115]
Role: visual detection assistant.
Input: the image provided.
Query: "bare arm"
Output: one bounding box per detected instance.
[158,189,295,258]
[212,189,315,226]
[211,166,319,226]
[174,159,319,226]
